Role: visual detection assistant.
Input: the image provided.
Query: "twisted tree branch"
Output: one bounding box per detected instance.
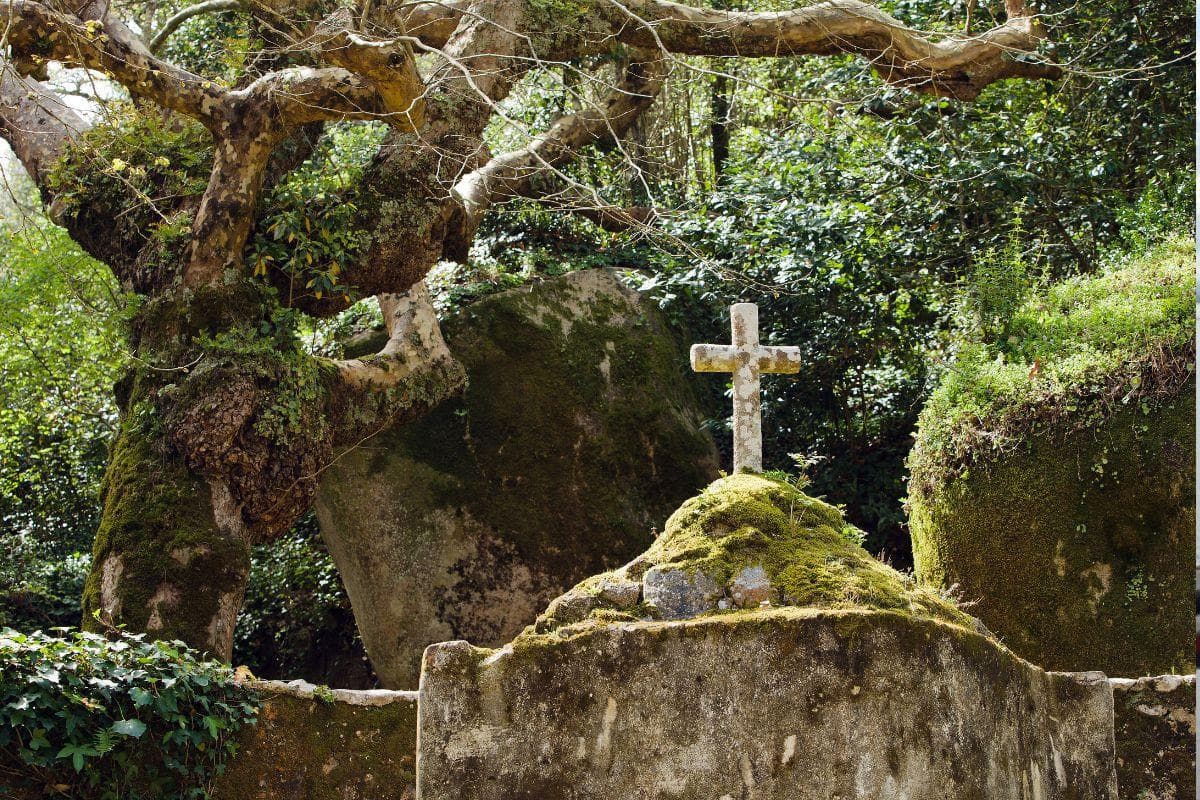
[592,0,1058,99]
[148,0,240,52]
[1,0,229,126]
[452,52,666,234]
[0,62,87,191]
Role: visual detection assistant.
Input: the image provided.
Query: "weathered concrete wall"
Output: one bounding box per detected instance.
[1111,673,1196,800]
[418,475,1118,799]
[214,680,416,799]
[910,386,1195,676]
[417,610,1117,800]
[315,270,718,688]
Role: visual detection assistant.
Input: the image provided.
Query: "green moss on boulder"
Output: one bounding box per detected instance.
[524,473,975,642]
[908,240,1196,675]
[314,269,718,687]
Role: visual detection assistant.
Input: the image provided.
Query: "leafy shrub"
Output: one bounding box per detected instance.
[0,551,90,631]
[909,235,1196,491]
[0,629,258,799]
[234,517,374,687]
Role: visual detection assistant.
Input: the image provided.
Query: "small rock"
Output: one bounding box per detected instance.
[545,591,597,625]
[643,566,720,620]
[729,565,773,608]
[597,577,641,609]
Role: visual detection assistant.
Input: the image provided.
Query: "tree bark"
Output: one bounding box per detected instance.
[82,405,253,660]
[710,68,731,186]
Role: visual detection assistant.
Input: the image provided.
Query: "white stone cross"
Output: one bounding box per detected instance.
[690,303,801,474]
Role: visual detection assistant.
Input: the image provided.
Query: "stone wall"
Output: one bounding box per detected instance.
[214,680,416,800]
[211,666,1194,800]
[418,611,1118,800]
[1111,674,1196,800]
[314,269,718,688]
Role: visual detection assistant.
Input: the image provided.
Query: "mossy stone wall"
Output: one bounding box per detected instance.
[214,680,417,799]
[910,384,1195,676]
[418,610,1117,799]
[314,270,718,687]
[1110,674,1195,800]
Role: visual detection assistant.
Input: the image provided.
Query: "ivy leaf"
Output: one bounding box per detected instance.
[111,718,147,738]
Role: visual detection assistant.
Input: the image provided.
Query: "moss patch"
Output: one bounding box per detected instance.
[909,236,1195,494]
[908,239,1196,675]
[213,686,417,799]
[910,387,1195,675]
[80,410,250,655]
[523,474,974,642]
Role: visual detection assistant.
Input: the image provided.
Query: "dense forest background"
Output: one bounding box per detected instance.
[0,0,1193,682]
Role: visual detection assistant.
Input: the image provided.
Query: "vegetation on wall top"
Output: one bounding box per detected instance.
[0,628,258,799]
[908,233,1196,495]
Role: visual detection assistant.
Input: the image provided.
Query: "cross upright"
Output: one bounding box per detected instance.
[690,303,801,474]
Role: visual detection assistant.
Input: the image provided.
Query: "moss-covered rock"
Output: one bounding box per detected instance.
[214,680,417,799]
[313,269,718,687]
[908,241,1196,675]
[524,473,976,640]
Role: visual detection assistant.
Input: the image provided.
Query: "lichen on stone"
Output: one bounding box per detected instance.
[522,474,975,641]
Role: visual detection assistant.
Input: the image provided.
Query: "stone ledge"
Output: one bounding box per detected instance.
[252,678,418,707]
[214,679,418,800]
[1110,673,1195,800]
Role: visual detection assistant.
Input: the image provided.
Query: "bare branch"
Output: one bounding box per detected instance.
[594,0,1060,99]
[452,52,666,241]
[0,62,87,191]
[234,65,387,123]
[1,0,229,126]
[148,0,240,53]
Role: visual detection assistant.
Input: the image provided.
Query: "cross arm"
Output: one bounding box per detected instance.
[690,344,738,373]
[757,346,802,375]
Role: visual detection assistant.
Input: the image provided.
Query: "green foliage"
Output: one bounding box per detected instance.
[247,124,385,305]
[158,6,247,80]
[0,628,258,799]
[956,233,1032,345]
[48,104,212,222]
[910,235,1196,488]
[0,221,123,628]
[234,517,371,685]
[473,0,1193,561]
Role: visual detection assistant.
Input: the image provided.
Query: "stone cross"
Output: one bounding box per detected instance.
[690,303,800,474]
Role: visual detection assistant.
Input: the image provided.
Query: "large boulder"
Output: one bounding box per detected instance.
[907,241,1195,676]
[417,475,1118,799]
[909,391,1194,676]
[314,270,718,687]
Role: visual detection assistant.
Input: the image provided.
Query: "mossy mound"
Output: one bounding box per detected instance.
[909,239,1196,675]
[525,474,975,640]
